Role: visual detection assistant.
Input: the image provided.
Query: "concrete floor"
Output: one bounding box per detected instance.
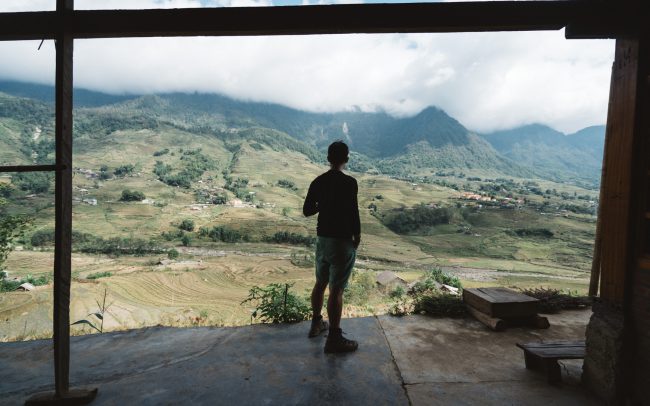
[0,310,601,405]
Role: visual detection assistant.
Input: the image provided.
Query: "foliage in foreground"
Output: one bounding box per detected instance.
[389,268,465,317]
[521,287,592,313]
[242,283,311,324]
[71,288,110,334]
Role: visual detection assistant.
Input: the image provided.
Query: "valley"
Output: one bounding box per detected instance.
[0,82,601,341]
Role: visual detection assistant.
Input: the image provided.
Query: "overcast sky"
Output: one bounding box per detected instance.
[0,0,614,133]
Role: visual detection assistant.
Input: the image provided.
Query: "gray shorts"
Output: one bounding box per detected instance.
[315,236,356,290]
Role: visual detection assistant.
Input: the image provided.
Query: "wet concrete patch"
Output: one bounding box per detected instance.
[0,317,407,405]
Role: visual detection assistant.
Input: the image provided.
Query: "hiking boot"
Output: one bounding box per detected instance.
[308,315,329,338]
[324,328,358,353]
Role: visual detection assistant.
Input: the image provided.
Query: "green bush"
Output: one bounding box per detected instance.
[506,228,554,238]
[413,293,468,318]
[168,249,180,260]
[345,271,376,305]
[78,237,163,257]
[120,189,145,202]
[382,204,450,234]
[205,226,247,243]
[153,148,170,157]
[13,172,51,194]
[277,179,298,191]
[241,283,311,324]
[179,219,195,232]
[411,268,462,294]
[113,164,135,177]
[87,271,112,280]
[181,234,192,247]
[266,231,316,247]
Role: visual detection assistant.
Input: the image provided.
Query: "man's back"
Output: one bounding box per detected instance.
[303,170,360,239]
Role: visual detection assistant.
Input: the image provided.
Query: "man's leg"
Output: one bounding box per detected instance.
[311,280,328,318]
[327,286,344,331]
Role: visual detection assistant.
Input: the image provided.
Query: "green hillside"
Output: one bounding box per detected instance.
[482,123,606,185]
[0,85,600,341]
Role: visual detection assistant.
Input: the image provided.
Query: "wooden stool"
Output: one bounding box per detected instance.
[516,341,585,383]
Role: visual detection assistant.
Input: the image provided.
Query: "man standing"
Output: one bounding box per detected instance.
[303,140,361,353]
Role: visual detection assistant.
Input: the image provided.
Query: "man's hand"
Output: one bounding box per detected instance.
[352,234,361,250]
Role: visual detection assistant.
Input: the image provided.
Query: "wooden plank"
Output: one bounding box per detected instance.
[53,0,74,397]
[589,63,614,297]
[0,1,635,41]
[598,39,639,304]
[466,305,506,332]
[517,344,586,360]
[463,287,538,319]
[0,165,58,173]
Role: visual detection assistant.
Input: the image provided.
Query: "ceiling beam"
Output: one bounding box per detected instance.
[0,1,634,41]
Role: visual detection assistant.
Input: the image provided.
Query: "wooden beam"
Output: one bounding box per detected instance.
[0,1,635,41]
[53,0,74,397]
[0,165,58,173]
[598,39,640,304]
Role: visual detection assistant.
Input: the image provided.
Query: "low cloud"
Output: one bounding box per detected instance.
[0,1,614,133]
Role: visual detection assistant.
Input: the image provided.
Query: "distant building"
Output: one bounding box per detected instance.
[17,283,35,291]
[376,271,407,292]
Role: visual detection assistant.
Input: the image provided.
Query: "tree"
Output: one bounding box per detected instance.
[0,200,32,274]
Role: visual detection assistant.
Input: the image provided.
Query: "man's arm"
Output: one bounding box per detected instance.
[303,181,318,217]
[352,180,361,249]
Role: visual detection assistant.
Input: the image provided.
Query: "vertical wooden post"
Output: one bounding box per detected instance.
[53,0,74,397]
[26,0,95,403]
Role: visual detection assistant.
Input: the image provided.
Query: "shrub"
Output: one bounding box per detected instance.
[266,231,316,247]
[507,228,554,238]
[181,234,192,247]
[277,179,298,191]
[168,249,180,259]
[413,293,468,318]
[345,271,376,305]
[87,271,112,280]
[521,287,591,313]
[113,164,135,177]
[120,189,145,202]
[206,226,246,243]
[382,205,450,234]
[153,148,170,157]
[179,219,195,232]
[241,283,311,324]
[411,268,462,295]
[78,237,163,256]
[13,172,51,194]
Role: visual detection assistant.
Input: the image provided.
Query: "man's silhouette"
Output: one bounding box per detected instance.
[303,141,360,353]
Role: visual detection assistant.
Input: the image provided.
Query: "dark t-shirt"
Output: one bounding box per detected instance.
[303,170,361,239]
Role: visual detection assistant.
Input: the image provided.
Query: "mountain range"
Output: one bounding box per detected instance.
[0,80,605,185]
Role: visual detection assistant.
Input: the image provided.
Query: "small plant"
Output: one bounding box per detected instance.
[242,283,310,324]
[389,285,406,299]
[181,234,192,247]
[71,288,110,333]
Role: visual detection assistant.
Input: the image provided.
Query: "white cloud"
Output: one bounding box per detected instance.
[0,2,614,133]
